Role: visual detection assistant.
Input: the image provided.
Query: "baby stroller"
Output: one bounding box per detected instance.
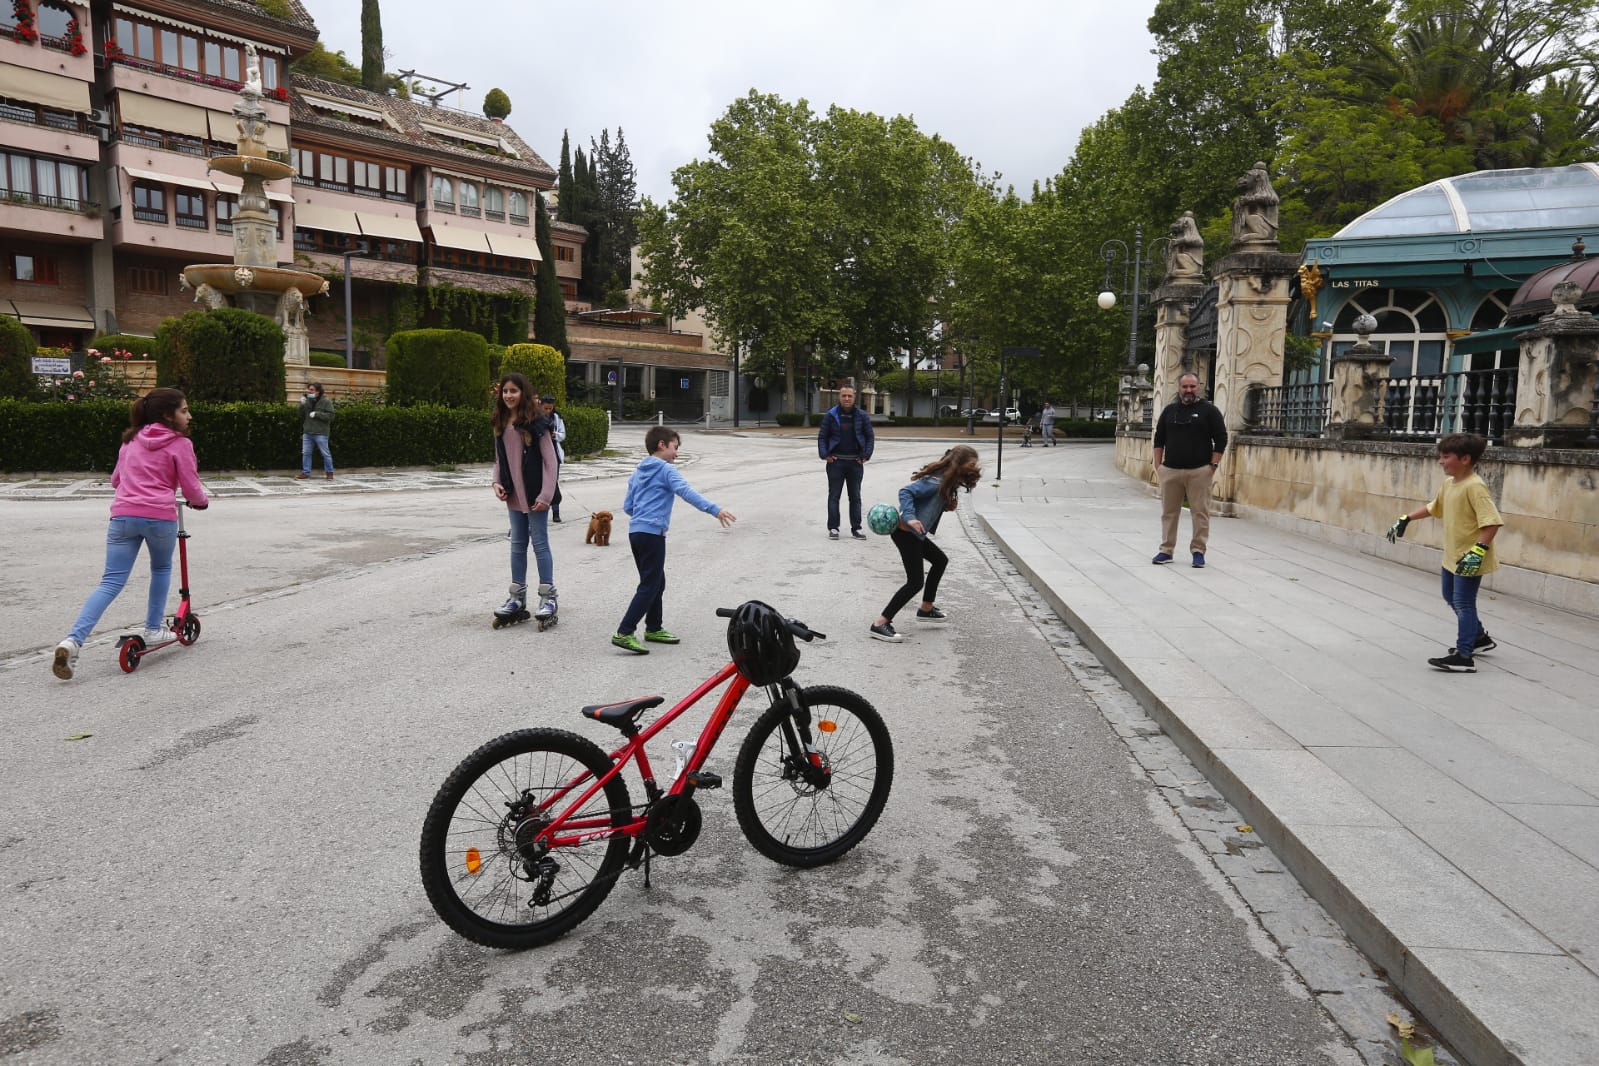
[1020,419,1035,447]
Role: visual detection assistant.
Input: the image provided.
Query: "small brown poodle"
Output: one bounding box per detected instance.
[586,511,613,546]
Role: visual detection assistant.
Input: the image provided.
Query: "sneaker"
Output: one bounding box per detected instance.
[52,638,81,679]
[915,607,947,623]
[140,626,166,645]
[611,633,650,655]
[644,629,680,644]
[1449,632,1498,656]
[869,622,902,643]
[851,530,867,540]
[1427,651,1476,673]
[325,473,334,481]
[1152,552,1173,565]
[1192,551,1206,568]
[294,473,309,480]
[828,529,840,540]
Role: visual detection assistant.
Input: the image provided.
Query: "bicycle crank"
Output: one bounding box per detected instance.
[644,795,702,856]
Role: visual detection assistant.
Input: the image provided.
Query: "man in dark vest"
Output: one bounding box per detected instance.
[1151,372,1227,568]
[817,385,876,540]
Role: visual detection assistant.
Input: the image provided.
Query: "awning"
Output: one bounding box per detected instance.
[303,94,387,123]
[7,300,95,330]
[263,123,288,154]
[209,176,294,203]
[357,211,423,242]
[293,202,362,236]
[487,232,543,262]
[123,167,213,193]
[0,66,91,113]
[206,109,237,144]
[430,223,493,254]
[119,93,210,140]
[1450,323,1534,354]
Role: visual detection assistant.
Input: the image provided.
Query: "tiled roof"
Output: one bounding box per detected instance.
[173,0,319,35]
[288,74,556,187]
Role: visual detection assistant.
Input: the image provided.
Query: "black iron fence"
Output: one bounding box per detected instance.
[1247,368,1519,443]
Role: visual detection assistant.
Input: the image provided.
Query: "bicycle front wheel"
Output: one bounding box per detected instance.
[419,728,632,949]
[732,685,894,868]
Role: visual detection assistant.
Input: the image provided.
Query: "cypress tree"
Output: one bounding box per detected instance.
[557,132,573,222]
[360,0,384,91]
[533,192,570,356]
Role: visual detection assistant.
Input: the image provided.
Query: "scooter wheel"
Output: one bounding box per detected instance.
[177,615,201,646]
[118,636,144,673]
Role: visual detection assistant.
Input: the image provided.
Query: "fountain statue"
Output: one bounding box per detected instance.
[180,44,328,364]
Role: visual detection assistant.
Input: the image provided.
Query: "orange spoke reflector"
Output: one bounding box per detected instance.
[818,720,837,733]
[465,847,483,875]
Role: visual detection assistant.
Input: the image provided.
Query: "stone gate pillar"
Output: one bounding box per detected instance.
[1506,281,1599,448]
[1211,163,1299,501]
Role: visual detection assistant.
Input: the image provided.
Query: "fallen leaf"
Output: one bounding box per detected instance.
[65,733,93,741]
[842,1011,863,1025]
[1386,1013,1417,1041]
[1235,824,1253,833]
[1400,1038,1436,1066]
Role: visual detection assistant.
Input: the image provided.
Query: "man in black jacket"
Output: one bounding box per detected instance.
[817,385,875,540]
[1151,373,1227,568]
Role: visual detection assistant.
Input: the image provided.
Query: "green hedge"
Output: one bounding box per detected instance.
[88,334,157,359]
[386,329,490,409]
[0,315,36,400]
[155,309,286,402]
[308,351,346,368]
[499,343,565,403]
[0,399,615,472]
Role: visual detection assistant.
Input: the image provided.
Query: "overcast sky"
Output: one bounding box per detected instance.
[299,0,1163,203]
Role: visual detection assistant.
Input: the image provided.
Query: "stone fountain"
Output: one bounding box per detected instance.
[179,44,327,364]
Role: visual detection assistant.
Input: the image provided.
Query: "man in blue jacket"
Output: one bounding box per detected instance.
[817,385,875,540]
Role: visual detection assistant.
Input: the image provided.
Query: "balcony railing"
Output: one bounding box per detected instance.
[2,189,99,213]
[108,54,244,94]
[1378,368,1517,442]
[1246,381,1331,438]
[0,101,89,134]
[1247,369,1519,443]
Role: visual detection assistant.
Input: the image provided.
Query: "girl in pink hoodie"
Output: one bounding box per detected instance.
[53,388,209,680]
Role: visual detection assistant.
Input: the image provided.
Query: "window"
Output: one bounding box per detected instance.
[35,2,72,39]
[216,194,236,231]
[432,175,453,208]
[175,189,207,229]
[352,160,382,196]
[132,182,167,223]
[508,190,528,222]
[384,165,407,199]
[11,254,59,285]
[294,148,315,181]
[109,13,255,86]
[130,266,168,295]
[458,182,479,215]
[554,245,575,262]
[484,186,504,219]
[0,152,88,208]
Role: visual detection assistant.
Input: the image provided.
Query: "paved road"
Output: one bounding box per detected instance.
[2,432,1367,1065]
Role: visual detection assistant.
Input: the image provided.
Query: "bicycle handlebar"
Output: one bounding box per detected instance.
[714,607,825,642]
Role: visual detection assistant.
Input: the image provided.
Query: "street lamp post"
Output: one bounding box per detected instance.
[1097,224,1166,377]
[342,241,373,369]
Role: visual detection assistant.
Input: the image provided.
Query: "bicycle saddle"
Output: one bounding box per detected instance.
[582,696,665,729]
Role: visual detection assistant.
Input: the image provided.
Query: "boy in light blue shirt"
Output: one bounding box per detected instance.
[612,427,737,654]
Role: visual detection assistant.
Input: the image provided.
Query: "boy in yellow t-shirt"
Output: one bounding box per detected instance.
[1384,433,1504,673]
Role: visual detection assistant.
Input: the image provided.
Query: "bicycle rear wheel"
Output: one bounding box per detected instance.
[732,685,893,867]
[419,728,632,949]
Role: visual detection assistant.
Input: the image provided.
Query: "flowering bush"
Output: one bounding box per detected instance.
[34,348,142,402]
[64,15,85,55]
[11,0,38,42]
[267,86,290,103]
[104,38,126,60]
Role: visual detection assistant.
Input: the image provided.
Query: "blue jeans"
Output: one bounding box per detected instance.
[826,457,864,532]
[508,508,553,588]
[67,517,177,643]
[301,434,333,475]
[1440,568,1483,658]
[620,532,666,635]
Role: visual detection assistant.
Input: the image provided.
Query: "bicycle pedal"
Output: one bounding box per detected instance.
[685,771,722,790]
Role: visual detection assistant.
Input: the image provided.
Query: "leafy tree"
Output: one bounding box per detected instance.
[290,43,362,87]
[532,192,570,356]
[360,0,384,92]
[590,128,640,304]
[483,87,511,120]
[557,131,573,219]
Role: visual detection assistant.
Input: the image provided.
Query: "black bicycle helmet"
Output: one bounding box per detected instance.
[726,600,800,686]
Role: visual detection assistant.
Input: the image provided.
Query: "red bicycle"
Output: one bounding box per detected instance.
[419,601,894,949]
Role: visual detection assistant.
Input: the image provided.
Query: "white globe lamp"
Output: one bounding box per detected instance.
[1097,290,1117,310]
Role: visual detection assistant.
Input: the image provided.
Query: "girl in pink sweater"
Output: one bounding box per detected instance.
[53,389,208,680]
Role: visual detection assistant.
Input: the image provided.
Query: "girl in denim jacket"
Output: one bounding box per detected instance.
[869,445,981,642]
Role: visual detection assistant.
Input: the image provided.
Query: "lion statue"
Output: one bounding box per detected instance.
[1230,162,1279,249]
[1166,211,1204,280]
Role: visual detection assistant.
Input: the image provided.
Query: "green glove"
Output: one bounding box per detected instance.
[1456,543,1488,577]
[1385,515,1410,543]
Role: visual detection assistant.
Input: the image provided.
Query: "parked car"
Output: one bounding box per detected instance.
[961,407,988,419]
[938,404,963,418]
